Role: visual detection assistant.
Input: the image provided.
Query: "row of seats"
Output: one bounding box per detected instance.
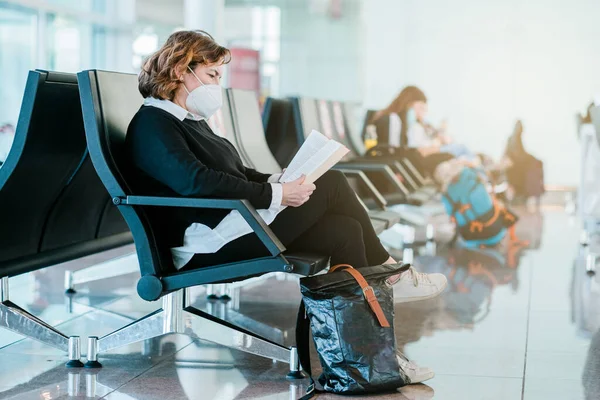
[207,90,405,235]
[0,70,133,365]
[0,71,131,272]
[263,96,445,235]
[264,97,437,205]
[0,69,442,373]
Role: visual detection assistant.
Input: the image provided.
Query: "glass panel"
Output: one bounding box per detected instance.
[46,0,106,14]
[0,4,37,163]
[46,13,115,72]
[46,14,83,72]
[224,5,281,97]
[132,22,178,71]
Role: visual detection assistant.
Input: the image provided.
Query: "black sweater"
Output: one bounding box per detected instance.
[125,106,274,247]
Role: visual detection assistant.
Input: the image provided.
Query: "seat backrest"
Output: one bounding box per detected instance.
[590,106,600,148]
[361,109,378,142]
[207,89,254,168]
[0,71,130,271]
[315,99,353,162]
[263,97,297,167]
[340,102,366,156]
[207,89,238,143]
[40,153,129,251]
[295,97,322,140]
[316,99,335,139]
[37,71,130,251]
[228,89,282,173]
[0,71,84,264]
[78,70,171,276]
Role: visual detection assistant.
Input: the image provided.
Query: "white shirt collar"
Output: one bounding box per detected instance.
[143,97,203,121]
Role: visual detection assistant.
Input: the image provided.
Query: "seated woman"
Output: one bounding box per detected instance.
[125,31,446,305]
[371,86,515,185]
[371,86,476,162]
[126,30,445,384]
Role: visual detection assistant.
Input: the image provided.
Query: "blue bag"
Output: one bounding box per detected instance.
[441,168,518,248]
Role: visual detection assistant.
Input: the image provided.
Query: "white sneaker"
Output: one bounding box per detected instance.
[387,266,447,303]
[397,353,435,384]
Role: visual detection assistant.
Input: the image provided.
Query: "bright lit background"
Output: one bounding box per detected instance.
[1,0,599,185]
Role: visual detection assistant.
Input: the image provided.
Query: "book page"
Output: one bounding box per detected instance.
[304,143,350,184]
[281,139,350,184]
[280,130,330,182]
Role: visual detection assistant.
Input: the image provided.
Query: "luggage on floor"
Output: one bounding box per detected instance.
[295,263,409,398]
[442,167,518,247]
[506,155,545,199]
[505,123,545,199]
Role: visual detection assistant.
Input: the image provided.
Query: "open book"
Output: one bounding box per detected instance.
[279,130,350,184]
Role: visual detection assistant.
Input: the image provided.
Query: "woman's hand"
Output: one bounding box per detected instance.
[282,175,315,207]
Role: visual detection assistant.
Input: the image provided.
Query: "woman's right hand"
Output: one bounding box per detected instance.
[282,176,315,207]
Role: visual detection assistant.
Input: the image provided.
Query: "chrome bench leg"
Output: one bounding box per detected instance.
[0,277,83,367]
[586,253,597,277]
[183,306,290,362]
[86,289,295,372]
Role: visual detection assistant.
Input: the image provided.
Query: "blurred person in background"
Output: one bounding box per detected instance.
[371,86,476,160]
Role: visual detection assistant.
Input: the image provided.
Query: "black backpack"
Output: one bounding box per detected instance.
[296,264,409,398]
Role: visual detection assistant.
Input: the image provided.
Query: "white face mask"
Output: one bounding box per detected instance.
[184,66,222,119]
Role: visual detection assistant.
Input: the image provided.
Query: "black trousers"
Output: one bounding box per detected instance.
[184,170,390,270]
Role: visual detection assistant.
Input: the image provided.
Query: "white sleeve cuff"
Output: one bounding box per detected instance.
[268,173,283,183]
[270,183,283,209]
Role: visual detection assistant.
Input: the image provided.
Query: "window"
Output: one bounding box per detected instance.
[0,4,37,127]
[132,22,179,71]
[224,6,281,97]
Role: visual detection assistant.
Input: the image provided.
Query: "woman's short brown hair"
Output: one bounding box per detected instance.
[138,30,231,100]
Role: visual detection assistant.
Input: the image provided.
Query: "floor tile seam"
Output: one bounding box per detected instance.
[521,255,535,400]
[92,340,198,397]
[85,305,160,324]
[72,293,135,309]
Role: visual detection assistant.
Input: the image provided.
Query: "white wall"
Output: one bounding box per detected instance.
[363,0,600,186]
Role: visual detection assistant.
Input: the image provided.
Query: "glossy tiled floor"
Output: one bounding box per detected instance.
[1,206,599,399]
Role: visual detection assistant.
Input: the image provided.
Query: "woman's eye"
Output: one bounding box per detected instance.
[208,74,215,79]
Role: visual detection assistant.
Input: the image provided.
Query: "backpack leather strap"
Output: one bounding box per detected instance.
[329,264,390,328]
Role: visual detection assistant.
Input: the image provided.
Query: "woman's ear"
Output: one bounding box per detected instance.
[174,64,187,82]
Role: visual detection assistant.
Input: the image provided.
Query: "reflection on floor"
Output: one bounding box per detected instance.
[0,206,598,399]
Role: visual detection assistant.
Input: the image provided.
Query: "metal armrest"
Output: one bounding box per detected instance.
[335,168,387,209]
[120,195,285,256]
[334,163,409,195]
[342,157,422,193]
[400,158,428,185]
